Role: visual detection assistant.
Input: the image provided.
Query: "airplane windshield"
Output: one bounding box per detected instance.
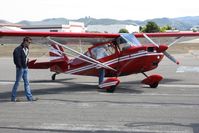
[121,33,141,46]
[116,33,141,51]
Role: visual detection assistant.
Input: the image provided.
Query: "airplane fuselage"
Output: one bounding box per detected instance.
[66,45,164,77]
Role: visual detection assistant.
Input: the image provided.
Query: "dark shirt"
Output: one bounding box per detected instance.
[13,44,29,68]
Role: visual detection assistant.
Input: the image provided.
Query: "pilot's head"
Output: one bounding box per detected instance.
[22,37,32,48]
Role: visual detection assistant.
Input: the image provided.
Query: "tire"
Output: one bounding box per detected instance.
[150,82,159,88]
[106,86,116,93]
[51,74,56,80]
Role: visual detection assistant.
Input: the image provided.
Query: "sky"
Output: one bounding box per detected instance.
[1,0,199,23]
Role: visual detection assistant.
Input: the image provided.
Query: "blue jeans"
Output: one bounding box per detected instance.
[99,69,105,84]
[11,67,33,101]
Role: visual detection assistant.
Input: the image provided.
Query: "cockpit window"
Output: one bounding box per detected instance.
[116,33,141,51]
[121,33,141,46]
[91,43,115,59]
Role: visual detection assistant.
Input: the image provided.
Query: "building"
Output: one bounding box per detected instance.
[0,23,24,31]
[86,24,140,33]
[191,25,199,32]
[22,21,86,32]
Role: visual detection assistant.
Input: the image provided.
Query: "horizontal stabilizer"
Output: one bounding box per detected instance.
[28,59,67,68]
[28,59,51,69]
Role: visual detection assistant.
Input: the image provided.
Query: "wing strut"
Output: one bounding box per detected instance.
[46,37,116,72]
[168,36,184,47]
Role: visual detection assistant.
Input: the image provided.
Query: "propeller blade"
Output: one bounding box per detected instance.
[168,36,184,47]
[143,33,159,47]
[163,51,179,65]
[143,33,180,65]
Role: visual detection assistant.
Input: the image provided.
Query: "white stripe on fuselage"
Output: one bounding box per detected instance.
[64,52,163,75]
[99,81,118,88]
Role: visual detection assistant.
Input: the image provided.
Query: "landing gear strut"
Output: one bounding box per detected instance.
[98,69,120,93]
[51,73,59,80]
[141,72,163,88]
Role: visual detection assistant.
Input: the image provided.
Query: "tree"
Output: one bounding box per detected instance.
[160,25,172,32]
[142,21,160,33]
[119,28,129,33]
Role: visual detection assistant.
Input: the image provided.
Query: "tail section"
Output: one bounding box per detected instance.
[49,43,69,73]
[28,43,69,73]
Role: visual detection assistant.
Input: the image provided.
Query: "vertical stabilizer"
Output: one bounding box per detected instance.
[49,43,69,72]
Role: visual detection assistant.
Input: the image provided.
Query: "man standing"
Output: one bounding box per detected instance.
[11,37,37,102]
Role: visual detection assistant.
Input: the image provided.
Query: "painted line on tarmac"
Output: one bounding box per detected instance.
[0,81,67,86]
[177,66,199,73]
[38,123,190,133]
[1,81,199,88]
[1,123,191,133]
[159,84,199,88]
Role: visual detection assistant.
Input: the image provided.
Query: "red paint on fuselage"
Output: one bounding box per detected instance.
[64,45,164,77]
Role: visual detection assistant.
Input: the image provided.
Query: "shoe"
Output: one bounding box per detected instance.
[11,98,23,102]
[11,98,16,102]
[28,97,38,101]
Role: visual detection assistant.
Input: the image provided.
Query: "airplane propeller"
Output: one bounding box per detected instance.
[143,33,179,65]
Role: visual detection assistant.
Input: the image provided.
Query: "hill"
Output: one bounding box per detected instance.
[2,16,199,30]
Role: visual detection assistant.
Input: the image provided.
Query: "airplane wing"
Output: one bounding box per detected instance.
[135,32,199,38]
[0,31,119,45]
[135,32,199,45]
[1,31,199,45]
[0,31,120,71]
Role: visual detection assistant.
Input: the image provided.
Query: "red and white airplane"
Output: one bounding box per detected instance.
[1,31,199,92]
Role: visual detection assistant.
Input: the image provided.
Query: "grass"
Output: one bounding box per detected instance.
[0,44,49,57]
[0,43,199,58]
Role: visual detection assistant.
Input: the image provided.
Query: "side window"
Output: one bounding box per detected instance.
[119,43,131,51]
[104,43,115,55]
[91,44,115,59]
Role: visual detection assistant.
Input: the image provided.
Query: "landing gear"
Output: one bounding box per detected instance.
[98,78,120,93]
[149,82,159,88]
[141,72,163,88]
[51,73,59,80]
[98,69,120,93]
[106,86,116,93]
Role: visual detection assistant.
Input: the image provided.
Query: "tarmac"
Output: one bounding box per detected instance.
[0,52,199,133]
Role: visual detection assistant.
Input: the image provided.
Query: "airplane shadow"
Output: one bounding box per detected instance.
[0,77,183,102]
[30,78,75,83]
[160,78,183,84]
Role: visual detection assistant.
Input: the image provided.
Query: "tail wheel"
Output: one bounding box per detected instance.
[150,82,159,88]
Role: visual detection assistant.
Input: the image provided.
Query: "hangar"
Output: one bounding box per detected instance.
[22,21,86,32]
[86,24,140,33]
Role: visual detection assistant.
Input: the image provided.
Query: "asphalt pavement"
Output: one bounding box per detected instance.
[0,52,199,133]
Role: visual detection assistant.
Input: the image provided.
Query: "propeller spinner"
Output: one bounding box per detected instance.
[143,33,180,65]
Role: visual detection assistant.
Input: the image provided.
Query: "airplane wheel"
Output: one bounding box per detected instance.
[51,74,56,80]
[106,86,116,93]
[150,82,159,88]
